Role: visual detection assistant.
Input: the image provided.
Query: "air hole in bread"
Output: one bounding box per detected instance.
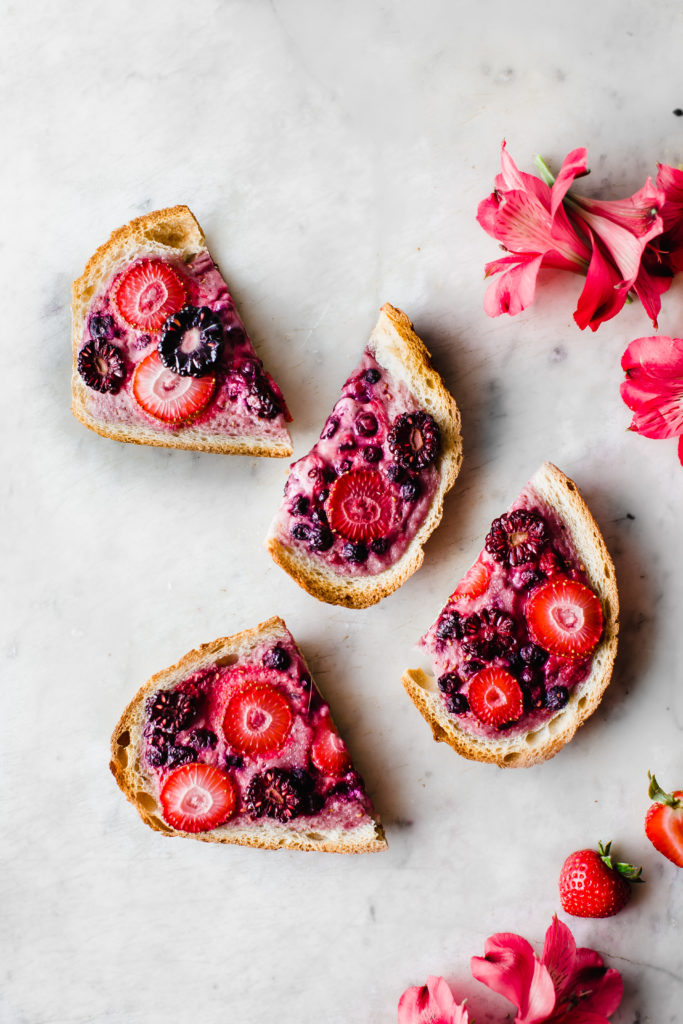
[547,716,563,736]
[503,751,521,764]
[117,730,130,747]
[115,747,128,768]
[566,482,576,491]
[215,653,238,667]
[136,791,158,812]
[577,696,587,711]
[148,816,173,833]
[603,599,611,618]
[144,225,187,248]
[525,730,539,745]
[432,725,447,743]
[305,831,324,842]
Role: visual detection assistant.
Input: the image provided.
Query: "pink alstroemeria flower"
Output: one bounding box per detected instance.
[621,334,683,466]
[398,975,469,1024]
[478,143,667,331]
[470,915,623,1024]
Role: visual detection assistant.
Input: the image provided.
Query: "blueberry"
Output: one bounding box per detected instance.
[436,611,463,642]
[370,537,389,555]
[355,412,378,437]
[323,467,338,484]
[446,693,469,715]
[186,728,217,749]
[546,686,569,711]
[290,495,309,516]
[225,753,245,769]
[520,644,548,667]
[347,380,369,402]
[316,489,329,504]
[166,744,196,768]
[263,645,291,671]
[343,541,368,563]
[89,313,115,340]
[438,672,461,695]
[400,479,420,502]
[311,507,328,525]
[520,666,537,686]
[362,445,382,463]
[338,458,353,475]
[386,463,406,484]
[339,436,356,451]
[460,660,484,678]
[291,523,310,541]
[363,368,381,384]
[308,523,334,552]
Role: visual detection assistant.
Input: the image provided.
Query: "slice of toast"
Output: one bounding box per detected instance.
[110,616,387,853]
[402,463,619,767]
[265,304,463,608]
[72,206,293,457]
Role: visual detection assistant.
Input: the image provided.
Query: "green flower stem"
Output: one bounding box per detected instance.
[534,154,556,186]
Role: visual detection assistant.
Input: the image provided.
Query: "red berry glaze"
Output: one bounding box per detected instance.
[223,681,293,756]
[525,576,603,658]
[559,842,643,918]
[326,469,397,543]
[311,720,352,775]
[159,763,236,832]
[645,773,683,868]
[112,258,187,331]
[132,350,215,422]
[449,559,490,601]
[467,667,523,729]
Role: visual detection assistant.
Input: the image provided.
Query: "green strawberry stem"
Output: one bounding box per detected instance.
[598,840,645,883]
[648,771,682,809]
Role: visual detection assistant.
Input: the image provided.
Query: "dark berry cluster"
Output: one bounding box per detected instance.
[147,689,200,733]
[245,768,305,822]
[78,338,126,394]
[388,411,440,470]
[158,305,223,377]
[263,645,291,672]
[461,608,516,661]
[485,510,547,567]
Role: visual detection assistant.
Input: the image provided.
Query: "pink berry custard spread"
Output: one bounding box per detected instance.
[76,252,291,441]
[268,349,441,574]
[420,482,605,740]
[141,630,377,836]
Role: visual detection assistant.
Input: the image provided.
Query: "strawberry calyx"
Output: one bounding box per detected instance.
[648,771,683,809]
[597,841,644,883]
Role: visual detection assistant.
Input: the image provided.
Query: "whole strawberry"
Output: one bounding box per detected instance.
[559,841,643,918]
[645,772,683,868]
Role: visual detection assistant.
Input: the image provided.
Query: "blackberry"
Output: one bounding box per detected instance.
[436,611,463,642]
[165,743,197,768]
[355,412,378,437]
[321,417,339,440]
[386,463,406,484]
[88,313,115,340]
[158,305,223,377]
[147,690,199,733]
[246,768,304,822]
[363,368,381,384]
[400,479,420,502]
[520,644,548,668]
[343,541,368,563]
[263,645,291,672]
[323,466,338,485]
[186,728,217,749]
[485,510,548,567]
[246,379,281,420]
[388,411,440,470]
[77,339,126,393]
[290,768,323,815]
[462,609,516,661]
[311,507,328,525]
[546,686,569,711]
[446,693,470,715]
[146,743,166,768]
[438,672,462,695]
[308,523,334,552]
[460,659,485,678]
[225,753,245,770]
[290,495,309,516]
[520,666,538,687]
[291,523,310,542]
[330,770,365,800]
[362,445,382,463]
[516,569,545,591]
[370,537,389,555]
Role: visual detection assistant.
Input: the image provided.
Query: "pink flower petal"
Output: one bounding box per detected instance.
[499,141,552,205]
[678,434,683,465]
[656,163,683,228]
[494,190,555,254]
[573,229,629,331]
[621,335,683,437]
[550,148,588,217]
[471,933,556,1023]
[398,976,468,1024]
[483,253,544,317]
[632,259,672,328]
[477,192,504,238]
[570,962,623,1018]
[541,916,576,1002]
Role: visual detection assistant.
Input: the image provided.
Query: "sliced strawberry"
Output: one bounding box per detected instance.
[159,763,236,833]
[525,576,603,659]
[467,667,523,728]
[132,350,214,423]
[326,469,397,542]
[311,719,352,776]
[113,258,187,331]
[223,681,293,756]
[645,773,683,868]
[449,559,490,601]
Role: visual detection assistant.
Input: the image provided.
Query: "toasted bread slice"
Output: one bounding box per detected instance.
[265,304,462,608]
[402,463,619,767]
[110,616,386,853]
[72,205,292,457]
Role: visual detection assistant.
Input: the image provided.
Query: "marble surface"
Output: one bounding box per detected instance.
[2,1,683,1021]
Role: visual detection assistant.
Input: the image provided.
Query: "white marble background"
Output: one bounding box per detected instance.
[2,1,682,1021]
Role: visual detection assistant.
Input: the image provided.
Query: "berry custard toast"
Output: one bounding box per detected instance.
[110,617,386,852]
[265,304,462,608]
[402,463,619,767]
[72,206,292,456]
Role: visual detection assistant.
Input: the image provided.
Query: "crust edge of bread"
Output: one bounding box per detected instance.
[110,615,387,853]
[71,205,293,458]
[265,303,463,608]
[401,462,619,768]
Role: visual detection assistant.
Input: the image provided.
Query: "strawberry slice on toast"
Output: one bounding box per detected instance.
[265,304,462,608]
[72,206,292,457]
[110,617,386,853]
[402,463,619,767]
